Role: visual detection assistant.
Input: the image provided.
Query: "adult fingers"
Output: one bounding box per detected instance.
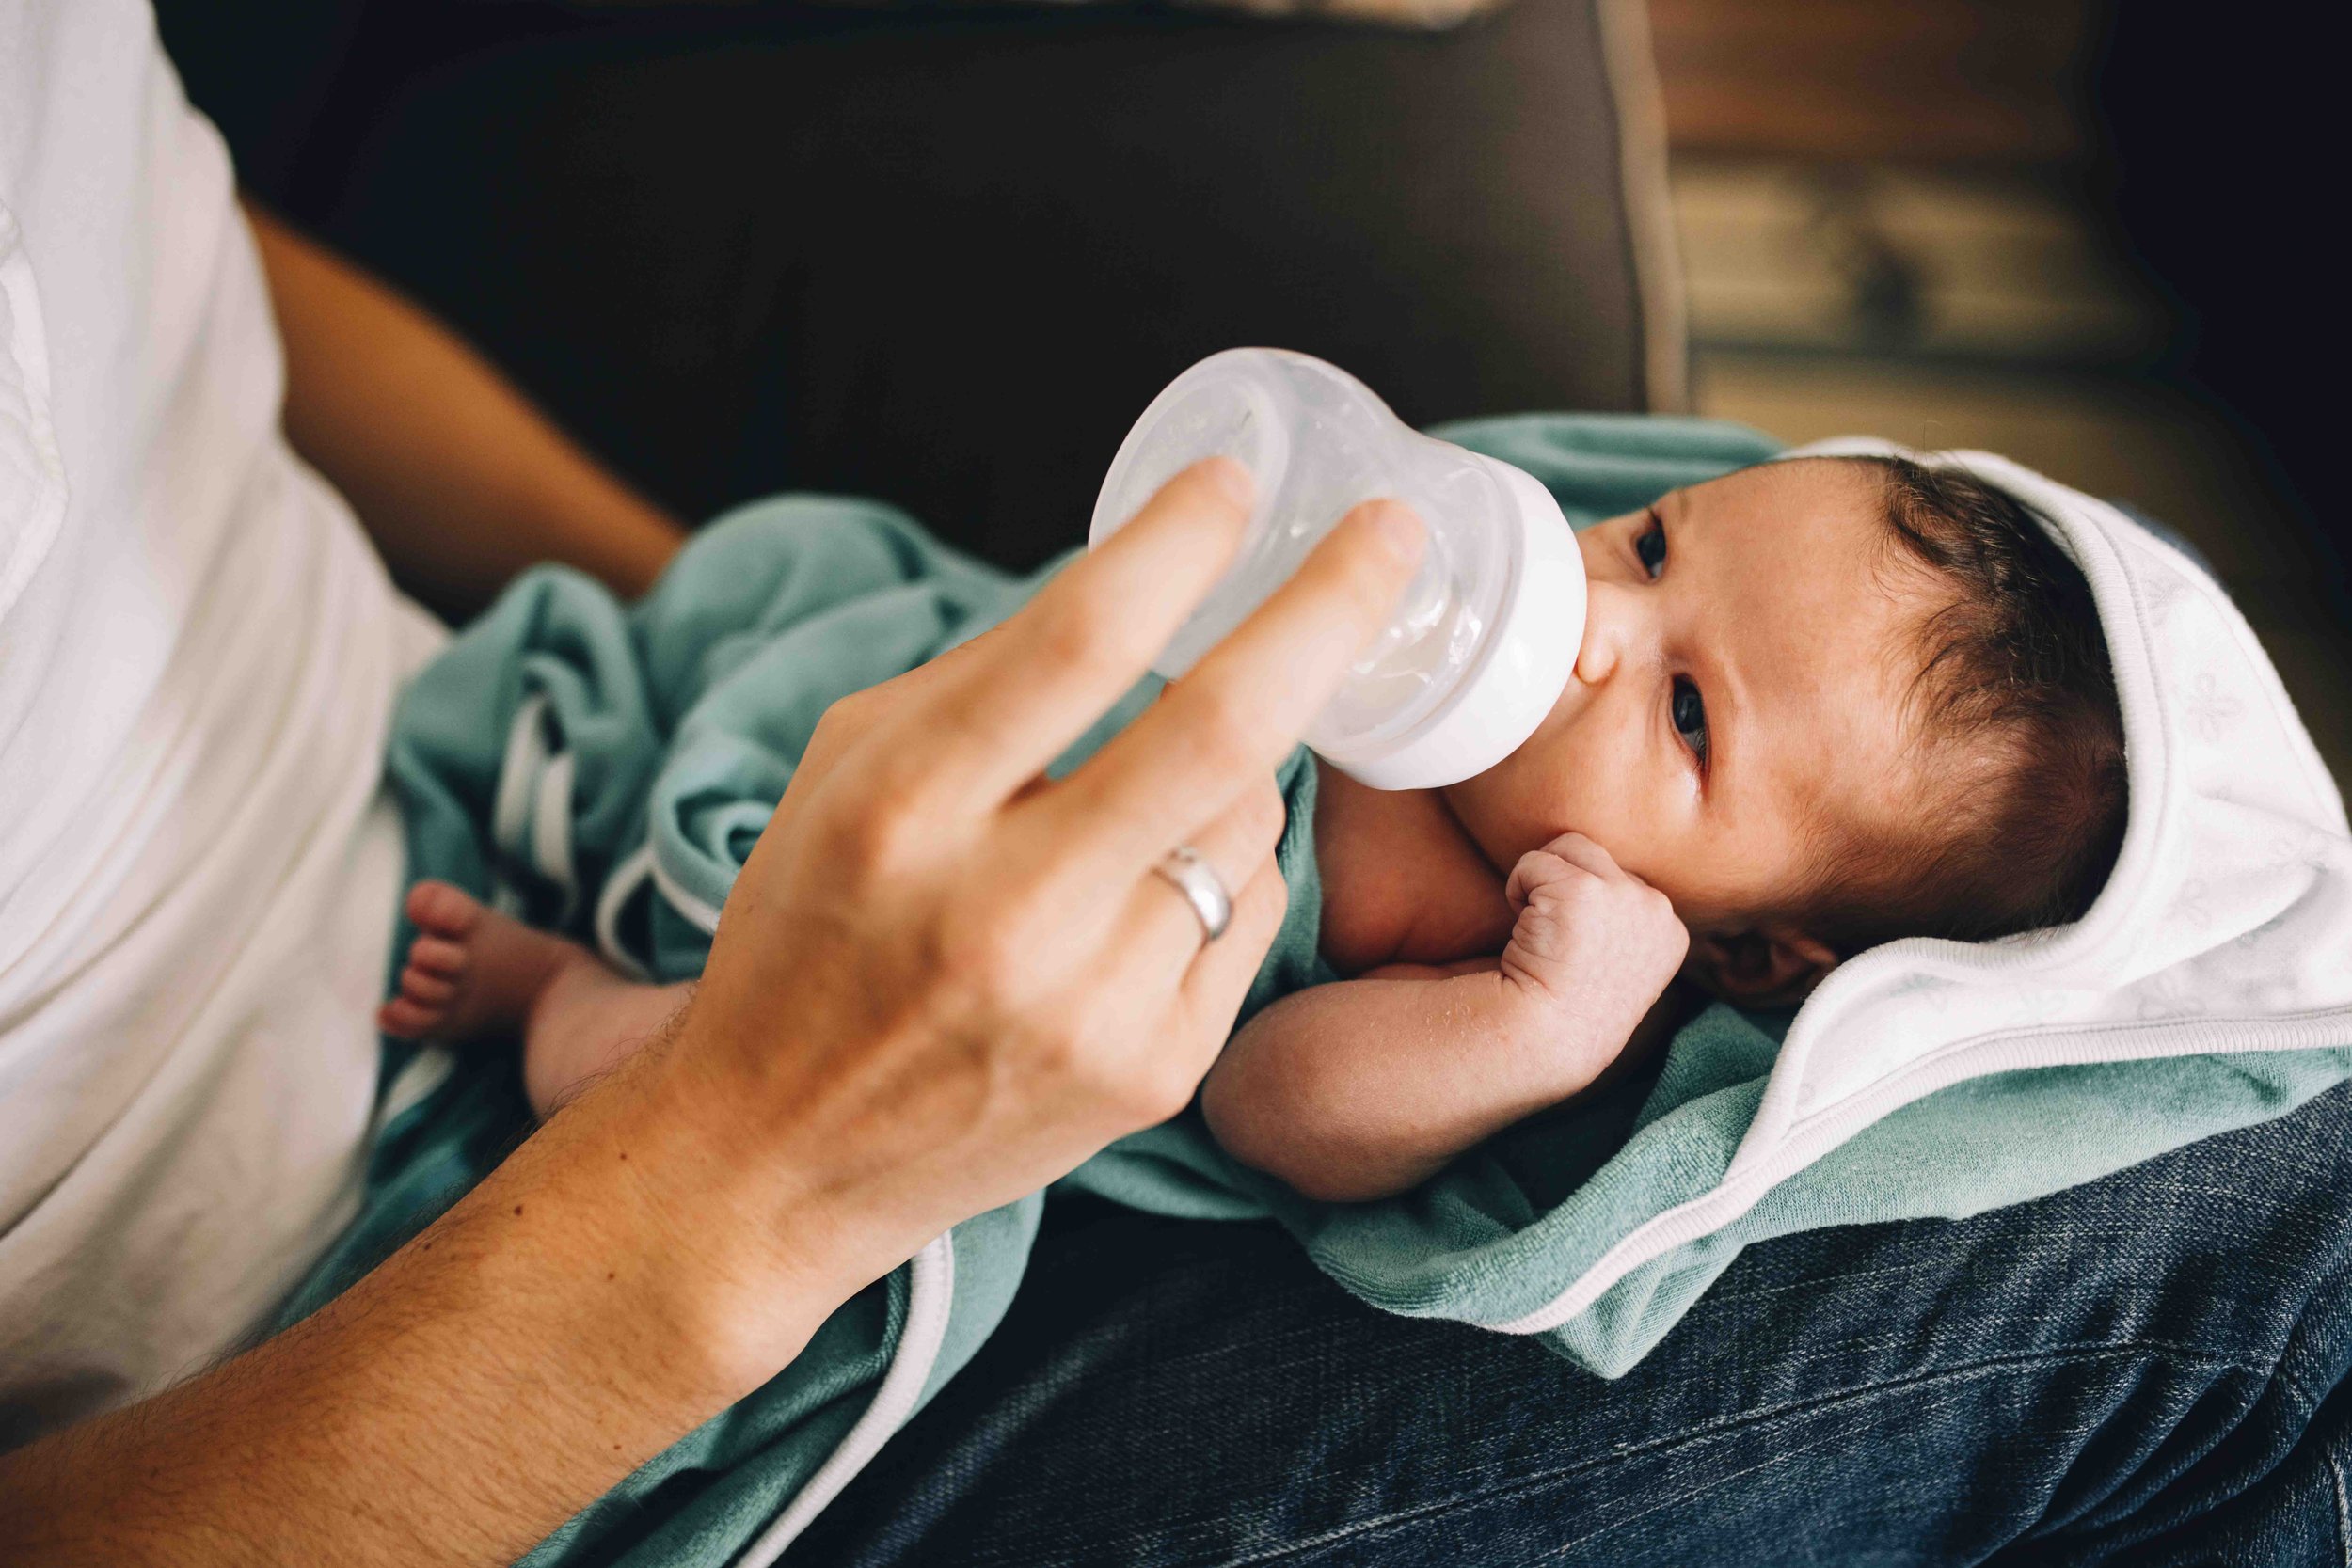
[1108,775,1289,988]
[1160,860,1292,1091]
[868,459,1259,808]
[1046,499,1423,877]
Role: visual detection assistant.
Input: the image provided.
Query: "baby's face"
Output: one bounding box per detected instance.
[1443,459,1931,941]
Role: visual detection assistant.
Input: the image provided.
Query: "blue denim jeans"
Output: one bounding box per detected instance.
[795,1081,2352,1565]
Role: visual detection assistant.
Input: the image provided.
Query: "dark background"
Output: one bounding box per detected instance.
[2098,8,2340,587]
[159,0,2344,781]
[155,0,1663,568]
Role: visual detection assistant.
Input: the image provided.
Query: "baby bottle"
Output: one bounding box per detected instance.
[1089,347,1586,790]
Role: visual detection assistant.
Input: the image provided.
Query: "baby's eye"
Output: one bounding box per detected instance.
[1635,513,1667,579]
[1671,676,1708,766]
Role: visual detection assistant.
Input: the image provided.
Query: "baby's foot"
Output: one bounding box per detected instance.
[382,879,695,1116]
[378,880,593,1046]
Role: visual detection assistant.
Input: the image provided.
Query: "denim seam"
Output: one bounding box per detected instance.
[1551,1338,2252,1477]
[2325,1430,2351,1566]
[1211,1339,2257,1568]
[2282,1364,2324,1423]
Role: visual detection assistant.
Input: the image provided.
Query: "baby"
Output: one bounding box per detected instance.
[379,454,2126,1201]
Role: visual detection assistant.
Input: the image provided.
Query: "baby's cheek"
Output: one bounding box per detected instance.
[1503,741,1603,858]
[1470,696,1629,865]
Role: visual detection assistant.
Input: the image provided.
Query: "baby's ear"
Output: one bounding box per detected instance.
[1685,925,1839,1009]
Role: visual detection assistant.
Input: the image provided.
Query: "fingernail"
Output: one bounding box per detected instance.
[1200,457,1254,511]
[1366,499,1426,564]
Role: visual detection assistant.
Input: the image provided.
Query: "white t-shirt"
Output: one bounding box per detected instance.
[1,0,439,1446]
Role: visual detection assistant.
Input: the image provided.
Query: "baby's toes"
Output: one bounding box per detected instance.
[378,995,441,1039]
[405,879,484,940]
[405,935,469,980]
[399,966,457,1008]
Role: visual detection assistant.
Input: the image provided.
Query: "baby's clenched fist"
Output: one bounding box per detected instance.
[1500,832,1690,1054]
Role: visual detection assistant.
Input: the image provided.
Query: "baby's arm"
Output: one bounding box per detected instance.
[1202,832,1688,1202]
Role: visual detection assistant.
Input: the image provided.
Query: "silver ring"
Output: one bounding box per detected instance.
[1152,846,1232,942]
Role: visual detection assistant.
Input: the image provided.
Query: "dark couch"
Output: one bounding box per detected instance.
[160,0,1682,567]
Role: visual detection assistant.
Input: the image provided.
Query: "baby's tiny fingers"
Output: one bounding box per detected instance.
[1538,831,1627,881]
[1633,884,1693,962]
[1505,844,1588,910]
[1503,850,1541,910]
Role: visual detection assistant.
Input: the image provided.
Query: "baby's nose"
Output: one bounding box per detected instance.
[1572,582,1622,686]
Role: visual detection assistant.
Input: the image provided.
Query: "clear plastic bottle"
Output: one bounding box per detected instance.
[1089,348,1586,789]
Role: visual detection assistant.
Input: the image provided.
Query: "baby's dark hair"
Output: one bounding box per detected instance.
[1798,455,2128,954]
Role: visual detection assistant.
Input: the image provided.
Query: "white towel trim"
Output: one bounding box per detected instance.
[732,1232,959,1567]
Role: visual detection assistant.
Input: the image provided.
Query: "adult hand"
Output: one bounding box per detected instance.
[0,458,1421,1567]
[652,458,1426,1346]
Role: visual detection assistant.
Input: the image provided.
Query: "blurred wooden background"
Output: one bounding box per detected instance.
[1652,0,2100,163]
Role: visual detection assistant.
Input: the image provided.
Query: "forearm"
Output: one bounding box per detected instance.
[0,1038,850,1566]
[0,456,1414,1561]
[244,201,686,619]
[1203,970,1615,1202]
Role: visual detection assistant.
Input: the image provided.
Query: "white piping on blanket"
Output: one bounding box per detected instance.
[587,819,723,981]
[650,849,727,940]
[489,694,548,911]
[489,695,550,918]
[592,843,658,982]
[373,1044,455,1134]
[734,1232,959,1568]
[1487,1006,2352,1337]
[532,751,578,927]
[490,691,585,927]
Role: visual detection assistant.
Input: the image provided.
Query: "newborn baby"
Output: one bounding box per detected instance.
[380,454,2125,1201]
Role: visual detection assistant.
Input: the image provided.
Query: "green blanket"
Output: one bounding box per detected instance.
[276,414,2352,1565]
